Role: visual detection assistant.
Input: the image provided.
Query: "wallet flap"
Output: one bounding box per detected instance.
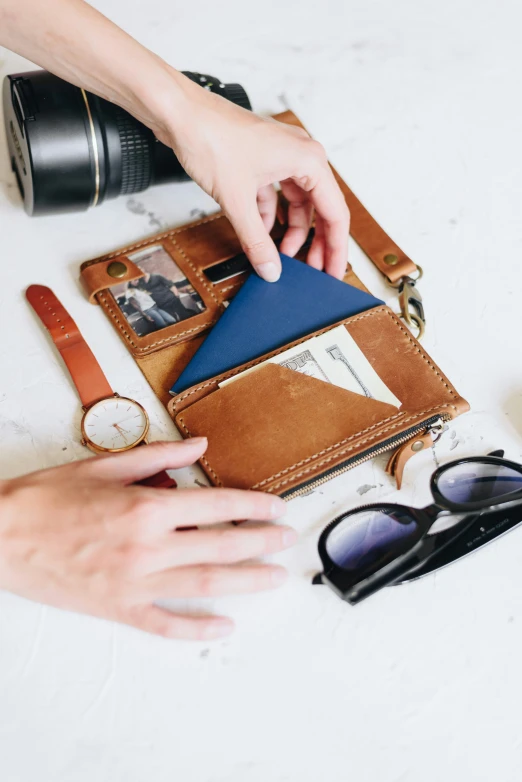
[176,363,401,491]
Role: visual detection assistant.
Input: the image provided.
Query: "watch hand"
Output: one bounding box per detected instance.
[112,425,130,445]
[113,417,141,427]
[113,423,131,435]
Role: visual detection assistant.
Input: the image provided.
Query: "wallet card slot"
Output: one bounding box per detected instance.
[175,363,404,491]
[170,309,381,415]
[170,306,467,420]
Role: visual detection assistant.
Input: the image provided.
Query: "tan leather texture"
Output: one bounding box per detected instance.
[385,430,434,490]
[26,284,114,408]
[272,110,419,284]
[176,364,399,492]
[171,307,468,496]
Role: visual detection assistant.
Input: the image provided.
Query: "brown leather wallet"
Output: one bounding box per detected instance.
[80,111,469,498]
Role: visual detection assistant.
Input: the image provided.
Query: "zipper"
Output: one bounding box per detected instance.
[281,414,449,500]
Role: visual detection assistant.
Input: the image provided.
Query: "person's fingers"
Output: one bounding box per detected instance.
[156,488,287,528]
[151,523,298,569]
[144,563,288,599]
[88,439,208,484]
[307,168,350,279]
[307,212,326,271]
[256,184,278,233]
[122,604,234,640]
[278,179,314,258]
[223,192,282,282]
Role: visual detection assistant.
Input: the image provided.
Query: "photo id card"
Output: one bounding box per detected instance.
[109,244,205,337]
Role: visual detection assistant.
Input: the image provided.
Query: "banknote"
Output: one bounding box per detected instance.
[278,348,330,382]
[313,328,400,407]
[219,325,400,407]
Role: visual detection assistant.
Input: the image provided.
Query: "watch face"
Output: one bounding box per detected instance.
[82,397,149,452]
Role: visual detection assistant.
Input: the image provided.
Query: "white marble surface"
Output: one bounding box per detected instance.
[1,1,522,780]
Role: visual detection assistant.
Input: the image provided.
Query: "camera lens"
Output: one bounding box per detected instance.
[2,69,252,216]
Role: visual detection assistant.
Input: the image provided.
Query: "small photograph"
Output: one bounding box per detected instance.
[110,244,205,337]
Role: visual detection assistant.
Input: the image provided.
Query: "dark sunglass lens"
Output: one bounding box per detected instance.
[438,461,522,504]
[325,508,418,571]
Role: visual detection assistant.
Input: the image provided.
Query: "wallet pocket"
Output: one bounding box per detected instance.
[175,363,404,492]
[172,306,469,496]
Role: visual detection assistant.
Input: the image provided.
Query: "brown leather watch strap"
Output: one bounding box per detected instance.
[137,471,177,489]
[134,442,177,489]
[272,110,418,284]
[26,284,114,408]
[26,285,177,490]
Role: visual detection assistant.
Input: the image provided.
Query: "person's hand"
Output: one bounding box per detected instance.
[0,1,349,282]
[0,438,296,640]
[150,73,350,282]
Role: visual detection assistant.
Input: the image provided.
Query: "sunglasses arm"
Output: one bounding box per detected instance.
[387,512,483,585]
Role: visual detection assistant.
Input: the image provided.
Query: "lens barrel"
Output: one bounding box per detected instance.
[2,69,251,216]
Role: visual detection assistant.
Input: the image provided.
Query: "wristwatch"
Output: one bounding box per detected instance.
[26,284,176,488]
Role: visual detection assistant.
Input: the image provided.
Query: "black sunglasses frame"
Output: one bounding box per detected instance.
[315,455,522,605]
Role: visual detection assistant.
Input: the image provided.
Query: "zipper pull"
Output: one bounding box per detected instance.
[385,419,444,489]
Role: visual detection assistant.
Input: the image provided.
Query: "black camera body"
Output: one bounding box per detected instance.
[2,69,251,216]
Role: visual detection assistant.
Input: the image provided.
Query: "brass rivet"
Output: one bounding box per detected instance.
[107,261,128,279]
[384,253,399,266]
[411,440,424,452]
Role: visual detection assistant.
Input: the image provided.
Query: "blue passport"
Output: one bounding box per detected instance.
[171,254,383,394]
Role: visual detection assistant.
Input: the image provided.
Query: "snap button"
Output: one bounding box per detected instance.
[383,253,399,266]
[107,261,128,279]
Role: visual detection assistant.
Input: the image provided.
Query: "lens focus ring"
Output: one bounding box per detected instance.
[114,109,152,195]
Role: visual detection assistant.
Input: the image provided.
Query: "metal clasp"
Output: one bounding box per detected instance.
[388,266,425,340]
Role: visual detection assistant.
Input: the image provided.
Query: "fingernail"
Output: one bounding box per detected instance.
[282,527,299,548]
[182,437,207,446]
[203,619,234,640]
[270,566,288,587]
[270,497,287,518]
[256,262,281,282]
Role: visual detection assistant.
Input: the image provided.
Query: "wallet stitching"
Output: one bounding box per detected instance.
[177,401,458,492]
[253,403,458,490]
[381,309,459,401]
[97,290,217,351]
[176,409,405,488]
[219,283,243,294]
[172,306,460,410]
[167,236,221,306]
[176,417,223,486]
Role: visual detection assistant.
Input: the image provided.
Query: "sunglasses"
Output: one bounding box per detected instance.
[313,451,522,604]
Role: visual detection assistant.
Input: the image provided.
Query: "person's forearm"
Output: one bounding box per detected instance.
[0,0,184,136]
[0,0,350,279]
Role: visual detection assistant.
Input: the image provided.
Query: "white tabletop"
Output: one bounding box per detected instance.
[1,1,522,780]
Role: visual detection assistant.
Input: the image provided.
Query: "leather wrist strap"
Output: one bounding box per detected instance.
[26,284,177,490]
[135,442,177,489]
[137,471,177,489]
[26,284,114,408]
[272,110,418,284]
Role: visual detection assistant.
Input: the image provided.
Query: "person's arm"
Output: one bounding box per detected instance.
[0,0,349,281]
